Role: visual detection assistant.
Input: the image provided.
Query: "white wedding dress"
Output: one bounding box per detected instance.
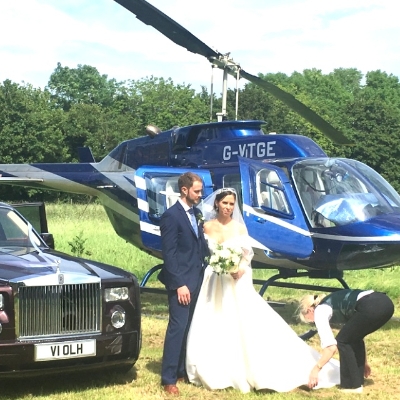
[186,235,340,393]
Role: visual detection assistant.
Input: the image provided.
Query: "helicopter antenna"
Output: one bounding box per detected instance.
[209,65,215,122]
[235,67,240,120]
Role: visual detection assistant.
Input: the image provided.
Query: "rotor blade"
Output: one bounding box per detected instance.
[114,0,351,145]
[240,70,351,145]
[114,0,221,60]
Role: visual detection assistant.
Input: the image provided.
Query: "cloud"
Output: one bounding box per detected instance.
[1,0,399,92]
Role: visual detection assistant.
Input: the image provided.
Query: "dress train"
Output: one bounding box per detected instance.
[186,237,340,393]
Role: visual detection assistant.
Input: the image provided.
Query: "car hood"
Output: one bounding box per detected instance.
[0,249,130,285]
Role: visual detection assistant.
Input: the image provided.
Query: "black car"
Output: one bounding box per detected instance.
[0,202,141,376]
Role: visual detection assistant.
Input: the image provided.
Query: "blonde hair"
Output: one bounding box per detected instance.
[297,294,326,323]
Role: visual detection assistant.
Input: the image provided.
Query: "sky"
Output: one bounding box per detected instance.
[1,0,399,94]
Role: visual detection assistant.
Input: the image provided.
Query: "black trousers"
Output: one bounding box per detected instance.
[336,292,394,388]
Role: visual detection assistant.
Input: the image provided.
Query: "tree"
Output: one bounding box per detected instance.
[0,80,68,200]
[349,71,400,191]
[125,76,209,131]
[47,63,122,111]
[0,80,67,164]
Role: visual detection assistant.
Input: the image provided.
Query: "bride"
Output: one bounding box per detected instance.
[185,188,340,393]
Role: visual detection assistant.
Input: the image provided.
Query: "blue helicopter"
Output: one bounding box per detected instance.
[1,0,400,295]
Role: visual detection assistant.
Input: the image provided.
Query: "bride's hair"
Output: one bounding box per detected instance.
[296,294,326,323]
[213,189,237,211]
[200,188,245,227]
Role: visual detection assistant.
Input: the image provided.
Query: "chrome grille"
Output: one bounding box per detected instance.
[17,283,101,339]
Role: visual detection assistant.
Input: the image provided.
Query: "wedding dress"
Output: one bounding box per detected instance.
[186,234,340,393]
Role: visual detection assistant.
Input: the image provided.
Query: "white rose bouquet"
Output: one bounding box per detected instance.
[208,243,242,274]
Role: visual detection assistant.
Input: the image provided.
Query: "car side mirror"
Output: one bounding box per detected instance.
[41,233,55,249]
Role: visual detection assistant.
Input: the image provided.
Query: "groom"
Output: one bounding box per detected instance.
[158,172,208,395]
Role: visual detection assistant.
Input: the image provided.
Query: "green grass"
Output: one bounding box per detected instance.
[45,202,159,278]
[8,202,396,400]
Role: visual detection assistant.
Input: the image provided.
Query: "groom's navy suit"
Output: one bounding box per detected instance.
[158,199,208,385]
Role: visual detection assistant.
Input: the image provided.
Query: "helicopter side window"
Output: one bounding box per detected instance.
[165,179,180,209]
[257,169,290,214]
[145,178,166,218]
[186,128,201,147]
[258,172,272,208]
[172,131,190,152]
[196,128,216,144]
[145,176,182,222]
[266,171,290,213]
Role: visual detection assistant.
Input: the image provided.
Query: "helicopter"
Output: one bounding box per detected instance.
[2,0,400,296]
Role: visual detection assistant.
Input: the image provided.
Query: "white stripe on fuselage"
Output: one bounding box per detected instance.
[242,204,400,244]
[243,204,312,237]
[312,232,400,242]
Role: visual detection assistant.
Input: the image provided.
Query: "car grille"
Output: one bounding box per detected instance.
[16,283,102,339]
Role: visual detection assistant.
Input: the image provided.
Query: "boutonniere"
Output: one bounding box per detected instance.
[196,212,205,226]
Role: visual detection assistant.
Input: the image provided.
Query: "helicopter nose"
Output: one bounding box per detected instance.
[336,213,400,270]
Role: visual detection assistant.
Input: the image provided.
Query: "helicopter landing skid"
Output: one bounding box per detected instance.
[253,269,349,297]
[139,264,164,294]
[139,264,285,309]
[140,266,350,297]
[139,265,341,341]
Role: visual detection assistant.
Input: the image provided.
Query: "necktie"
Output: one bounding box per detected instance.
[188,208,198,237]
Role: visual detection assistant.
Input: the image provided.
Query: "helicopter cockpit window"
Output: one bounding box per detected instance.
[292,159,395,227]
[294,167,325,224]
[348,159,400,210]
[256,169,290,214]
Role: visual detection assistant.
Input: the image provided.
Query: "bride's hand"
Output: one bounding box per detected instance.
[231,269,245,280]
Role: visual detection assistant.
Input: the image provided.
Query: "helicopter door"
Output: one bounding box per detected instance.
[239,157,313,258]
[134,167,213,253]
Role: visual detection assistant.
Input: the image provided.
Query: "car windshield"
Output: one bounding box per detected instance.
[0,208,42,256]
[292,159,400,227]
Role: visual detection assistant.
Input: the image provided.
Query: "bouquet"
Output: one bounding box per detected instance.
[208,243,242,274]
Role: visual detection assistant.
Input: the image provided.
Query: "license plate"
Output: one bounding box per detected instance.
[34,339,96,361]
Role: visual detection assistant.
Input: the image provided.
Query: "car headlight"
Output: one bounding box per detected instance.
[104,287,129,302]
[111,305,126,329]
[0,294,3,310]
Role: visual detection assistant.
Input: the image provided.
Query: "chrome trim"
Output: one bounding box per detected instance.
[16,283,101,340]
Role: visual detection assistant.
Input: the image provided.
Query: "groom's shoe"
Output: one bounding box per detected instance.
[163,384,180,395]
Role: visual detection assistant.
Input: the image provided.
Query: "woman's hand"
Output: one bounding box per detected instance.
[308,345,337,389]
[308,365,320,388]
[231,268,245,280]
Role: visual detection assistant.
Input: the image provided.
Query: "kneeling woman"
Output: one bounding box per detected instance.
[298,289,394,393]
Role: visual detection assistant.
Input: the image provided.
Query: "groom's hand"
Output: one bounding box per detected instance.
[177,286,191,305]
